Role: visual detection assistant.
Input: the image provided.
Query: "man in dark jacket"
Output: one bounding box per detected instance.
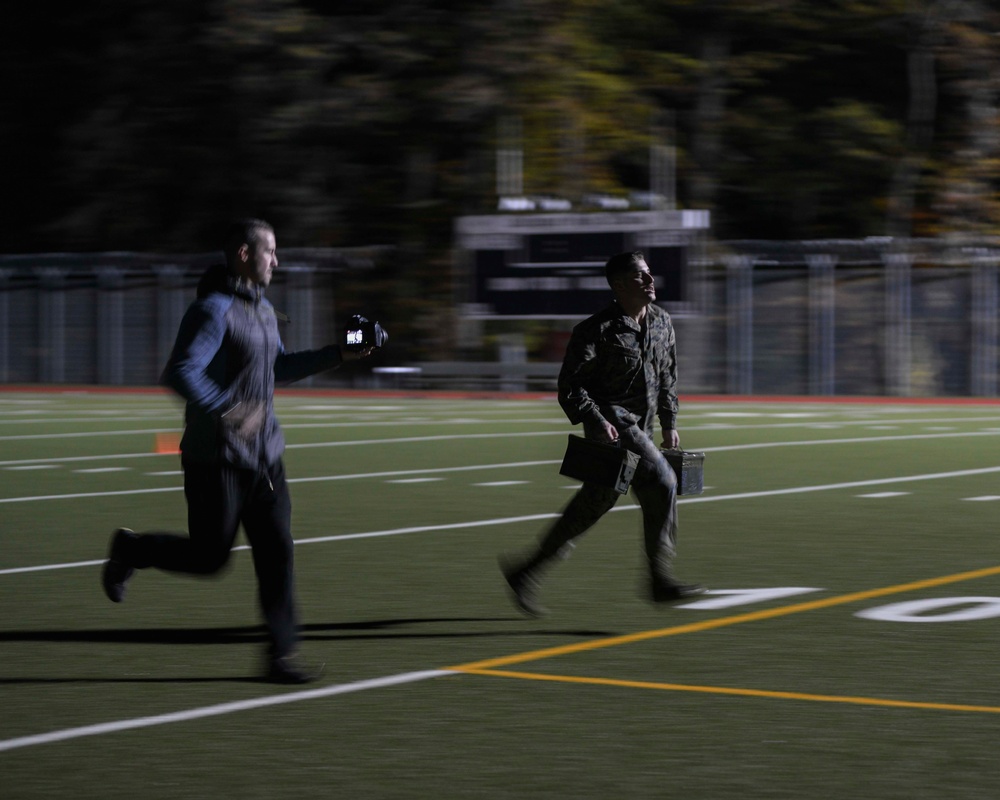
[101,218,370,683]
[501,251,705,616]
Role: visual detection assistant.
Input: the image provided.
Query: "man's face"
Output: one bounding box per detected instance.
[238,229,278,287]
[613,259,656,307]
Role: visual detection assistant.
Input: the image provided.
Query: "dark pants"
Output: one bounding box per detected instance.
[531,425,679,580]
[127,458,298,659]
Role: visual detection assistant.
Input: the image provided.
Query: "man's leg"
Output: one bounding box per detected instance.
[619,427,678,579]
[620,426,704,601]
[502,481,620,616]
[101,461,245,602]
[240,460,315,683]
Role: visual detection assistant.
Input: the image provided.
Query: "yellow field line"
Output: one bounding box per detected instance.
[448,563,1000,671]
[454,668,1000,715]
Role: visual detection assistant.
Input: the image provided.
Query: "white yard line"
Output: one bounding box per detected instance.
[0,452,168,468]
[0,486,185,506]
[0,461,561,505]
[0,415,180,426]
[701,430,1000,452]
[5,426,1000,469]
[0,429,572,461]
[676,465,1000,504]
[4,426,1000,493]
[0,418,564,442]
[6,463,1000,577]
[6,412,1000,443]
[0,670,454,753]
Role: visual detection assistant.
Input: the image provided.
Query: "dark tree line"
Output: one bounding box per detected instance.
[6,0,1000,258]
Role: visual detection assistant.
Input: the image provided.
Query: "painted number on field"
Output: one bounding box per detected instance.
[856,597,1000,623]
[682,588,1000,623]
[679,587,822,610]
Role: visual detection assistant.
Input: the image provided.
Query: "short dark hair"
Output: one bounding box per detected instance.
[224,218,273,263]
[604,251,645,286]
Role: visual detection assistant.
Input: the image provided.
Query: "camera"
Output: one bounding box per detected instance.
[343,314,388,352]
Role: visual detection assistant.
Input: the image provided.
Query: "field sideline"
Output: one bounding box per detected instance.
[3,389,1000,798]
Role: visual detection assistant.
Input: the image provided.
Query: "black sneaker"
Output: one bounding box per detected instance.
[266,655,324,685]
[651,578,707,603]
[101,528,137,603]
[500,557,548,618]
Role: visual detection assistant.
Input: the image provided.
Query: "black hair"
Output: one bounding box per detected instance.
[604,251,645,286]
[223,218,273,263]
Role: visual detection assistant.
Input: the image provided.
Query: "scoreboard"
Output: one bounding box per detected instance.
[454,210,709,318]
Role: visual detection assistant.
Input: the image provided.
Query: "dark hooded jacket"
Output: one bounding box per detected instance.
[161,263,343,468]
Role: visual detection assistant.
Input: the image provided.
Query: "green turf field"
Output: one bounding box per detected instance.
[3,389,1000,799]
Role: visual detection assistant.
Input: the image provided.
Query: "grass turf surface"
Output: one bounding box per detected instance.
[3,389,1000,799]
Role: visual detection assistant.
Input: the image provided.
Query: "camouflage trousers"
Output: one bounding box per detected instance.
[533,424,678,580]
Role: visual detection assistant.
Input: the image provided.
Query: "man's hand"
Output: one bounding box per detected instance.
[663,428,680,450]
[596,420,619,443]
[341,347,374,361]
[221,401,266,441]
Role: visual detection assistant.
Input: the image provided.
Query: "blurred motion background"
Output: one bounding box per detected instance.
[3,0,1000,396]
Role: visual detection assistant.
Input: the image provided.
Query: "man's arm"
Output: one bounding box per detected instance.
[273,343,344,384]
[160,300,231,414]
[273,340,378,384]
[657,315,680,448]
[557,326,618,441]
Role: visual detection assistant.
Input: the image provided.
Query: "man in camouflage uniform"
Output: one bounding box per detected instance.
[501,251,705,616]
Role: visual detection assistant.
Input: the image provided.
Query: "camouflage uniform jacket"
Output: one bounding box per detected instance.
[558,300,678,439]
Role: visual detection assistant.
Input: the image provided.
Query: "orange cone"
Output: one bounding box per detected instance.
[154,432,181,454]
